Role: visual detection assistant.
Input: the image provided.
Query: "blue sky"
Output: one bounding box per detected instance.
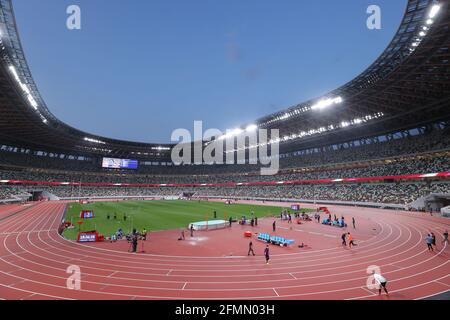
[13,0,406,143]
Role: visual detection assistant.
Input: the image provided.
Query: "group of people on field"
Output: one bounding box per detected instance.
[425,230,449,251]
[247,241,271,264]
[341,232,356,248]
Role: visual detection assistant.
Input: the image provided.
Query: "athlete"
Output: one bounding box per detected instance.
[348,232,355,248]
[341,233,347,246]
[264,245,270,264]
[248,241,255,256]
[443,230,449,245]
[425,234,434,251]
[373,271,389,296]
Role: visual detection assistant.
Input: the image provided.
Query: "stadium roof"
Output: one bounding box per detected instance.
[0,0,449,160]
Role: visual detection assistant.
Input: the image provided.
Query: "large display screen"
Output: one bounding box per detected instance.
[102,157,138,169]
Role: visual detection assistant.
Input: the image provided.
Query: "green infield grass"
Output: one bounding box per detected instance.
[63,200,314,240]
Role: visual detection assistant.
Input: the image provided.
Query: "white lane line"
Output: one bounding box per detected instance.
[2,202,446,300]
[6,267,24,275]
[0,225,446,300]
[417,288,450,300]
[273,288,280,297]
[108,271,118,278]
[182,282,188,290]
[323,234,338,238]
[434,280,450,288]
[6,212,404,280]
[9,207,398,278]
[360,286,376,296]
[1,251,28,259]
[40,223,399,273]
[98,284,109,292]
[20,293,36,300]
[166,269,173,276]
[278,226,339,239]
[0,230,55,235]
[308,231,337,238]
[9,279,26,287]
[289,273,297,280]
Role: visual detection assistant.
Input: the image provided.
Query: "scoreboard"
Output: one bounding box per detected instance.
[102,157,138,170]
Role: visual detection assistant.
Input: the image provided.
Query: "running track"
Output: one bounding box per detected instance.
[0,201,449,300]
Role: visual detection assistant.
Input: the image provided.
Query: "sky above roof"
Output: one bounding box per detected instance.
[13,0,406,143]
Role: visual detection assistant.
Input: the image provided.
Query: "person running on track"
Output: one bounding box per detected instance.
[352,217,356,229]
[190,224,194,237]
[273,221,276,232]
[431,232,437,250]
[264,245,270,264]
[248,241,255,256]
[372,271,389,296]
[348,232,355,248]
[425,234,434,251]
[341,233,347,246]
[443,230,449,245]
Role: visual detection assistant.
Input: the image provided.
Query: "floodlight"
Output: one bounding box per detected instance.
[429,4,440,19]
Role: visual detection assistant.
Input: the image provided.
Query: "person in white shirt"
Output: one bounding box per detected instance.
[373,271,389,296]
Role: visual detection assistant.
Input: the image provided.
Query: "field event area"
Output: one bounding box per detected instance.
[63,200,298,240]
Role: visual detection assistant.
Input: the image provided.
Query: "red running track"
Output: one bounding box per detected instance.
[0,201,449,300]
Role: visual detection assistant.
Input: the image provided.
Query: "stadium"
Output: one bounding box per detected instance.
[0,0,449,303]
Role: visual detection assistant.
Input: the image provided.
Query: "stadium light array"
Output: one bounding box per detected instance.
[311,96,343,110]
[8,65,49,124]
[245,124,258,132]
[84,137,106,145]
[264,96,343,126]
[224,112,384,153]
[429,4,441,19]
[152,146,171,151]
[232,128,243,135]
[8,66,39,110]
[409,3,441,52]
[217,127,250,141]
